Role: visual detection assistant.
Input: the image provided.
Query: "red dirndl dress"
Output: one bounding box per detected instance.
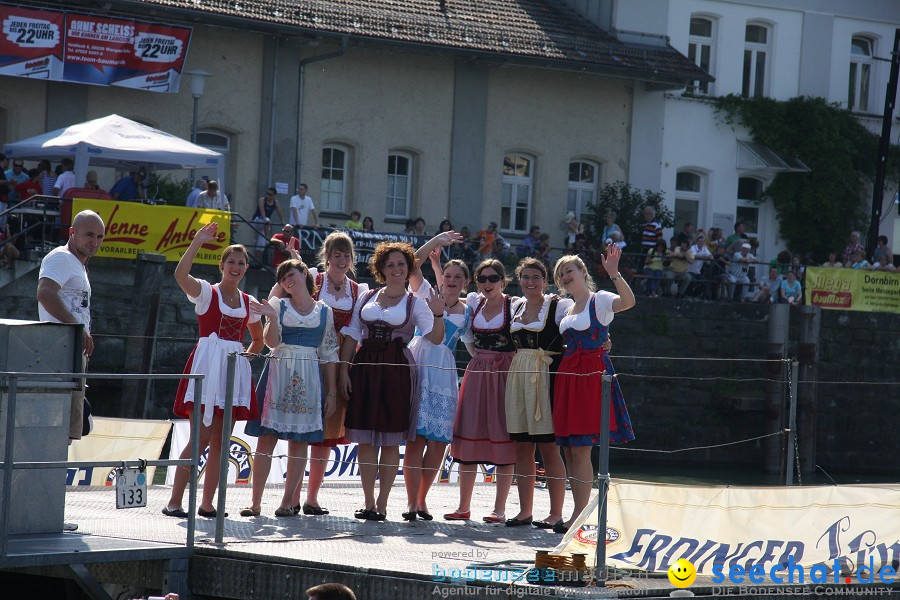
[310,272,358,447]
[173,285,258,425]
[553,296,634,446]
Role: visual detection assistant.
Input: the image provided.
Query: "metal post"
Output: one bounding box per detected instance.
[0,376,17,558]
[764,303,789,475]
[190,95,199,186]
[785,361,799,486]
[595,373,612,586]
[215,354,236,544]
[187,377,201,549]
[797,305,820,476]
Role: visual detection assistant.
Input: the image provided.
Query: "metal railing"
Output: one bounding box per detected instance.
[0,371,204,558]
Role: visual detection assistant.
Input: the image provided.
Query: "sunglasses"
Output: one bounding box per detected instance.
[476,274,502,283]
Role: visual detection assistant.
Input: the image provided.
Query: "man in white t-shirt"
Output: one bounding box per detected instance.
[290,183,318,228]
[37,210,105,442]
[52,158,76,197]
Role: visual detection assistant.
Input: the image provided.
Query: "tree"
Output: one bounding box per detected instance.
[585,181,674,251]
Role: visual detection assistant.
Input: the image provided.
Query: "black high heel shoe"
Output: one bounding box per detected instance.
[401,511,418,521]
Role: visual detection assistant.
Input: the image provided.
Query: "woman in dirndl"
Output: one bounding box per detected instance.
[503,257,572,529]
[552,245,635,533]
[164,222,264,519]
[403,232,471,521]
[241,258,339,517]
[281,231,369,516]
[445,259,518,524]
[338,242,442,521]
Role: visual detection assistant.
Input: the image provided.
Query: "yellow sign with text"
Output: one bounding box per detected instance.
[71,198,231,265]
[806,267,900,313]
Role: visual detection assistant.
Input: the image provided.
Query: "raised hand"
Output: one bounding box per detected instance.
[435,231,464,246]
[425,289,445,316]
[249,298,277,318]
[289,247,302,260]
[601,242,622,274]
[193,221,219,245]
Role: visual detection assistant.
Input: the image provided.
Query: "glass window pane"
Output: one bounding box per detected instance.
[322,149,332,169]
[688,43,697,63]
[736,206,759,235]
[674,199,699,234]
[676,172,701,192]
[700,45,710,72]
[333,149,345,168]
[738,178,763,201]
[396,155,409,175]
[690,17,712,38]
[754,51,766,97]
[851,38,871,56]
[388,155,396,173]
[502,183,512,207]
[503,156,516,176]
[580,163,594,183]
[518,157,530,177]
[746,24,766,44]
[567,189,577,213]
[848,63,858,110]
[501,207,511,229]
[859,63,870,112]
[742,50,752,97]
[516,184,529,207]
[569,162,579,182]
[515,206,527,231]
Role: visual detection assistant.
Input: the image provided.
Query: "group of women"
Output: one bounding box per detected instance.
[161,223,635,534]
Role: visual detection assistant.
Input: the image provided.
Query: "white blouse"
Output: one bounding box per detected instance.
[510,294,574,332]
[558,290,616,333]
[412,281,470,334]
[341,289,434,342]
[310,267,370,311]
[466,292,521,330]
[265,298,339,362]
[190,280,261,323]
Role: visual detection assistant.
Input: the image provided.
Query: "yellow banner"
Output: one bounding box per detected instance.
[67,416,171,486]
[71,198,231,265]
[806,267,900,313]
[554,480,900,578]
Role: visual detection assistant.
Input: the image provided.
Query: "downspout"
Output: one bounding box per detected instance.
[266,36,280,188]
[293,36,349,188]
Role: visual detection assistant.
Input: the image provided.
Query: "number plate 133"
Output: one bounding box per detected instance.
[116,467,147,509]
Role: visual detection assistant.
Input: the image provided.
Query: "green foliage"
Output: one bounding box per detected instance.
[148,173,192,206]
[585,181,675,250]
[712,94,899,261]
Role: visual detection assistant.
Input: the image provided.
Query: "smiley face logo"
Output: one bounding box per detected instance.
[667,558,697,588]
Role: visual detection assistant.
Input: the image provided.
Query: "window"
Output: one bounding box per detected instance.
[567,160,599,223]
[737,177,764,202]
[675,170,703,234]
[501,154,532,233]
[687,16,715,94]
[849,37,873,113]
[742,23,770,98]
[385,153,413,218]
[321,145,347,213]
[194,128,230,189]
[737,177,765,238]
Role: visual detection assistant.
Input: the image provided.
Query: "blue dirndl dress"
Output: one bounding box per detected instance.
[246,301,336,442]
[553,297,634,446]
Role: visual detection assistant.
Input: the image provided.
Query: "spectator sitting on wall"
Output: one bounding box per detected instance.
[345,210,363,230]
[185,177,208,208]
[769,249,791,274]
[413,216,427,236]
[474,221,498,261]
[688,232,711,295]
[642,239,668,297]
[437,218,453,233]
[564,211,583,249]
[822,251,842,269]
[52,158,75,197]
[362,216,375,232]
[755,267,783,304]
[665,239,694,298]
[517,225,541,258]
[789,254,806,278]
[726,242,755,301]
[110,169,145,201]
[872,235,895,270]
[779,270,802,305]
[290,183,318,228]
[270,223,300,268]
[601,211,621,245]
[725,221,748,247]
[850,250,871,270]
[606,230,627,250]
[842,230,865,266]
[640,206,663,257]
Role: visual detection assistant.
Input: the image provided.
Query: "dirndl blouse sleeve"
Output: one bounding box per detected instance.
[340,295,364,343]
[555,297,574,325]
[592,290,617,326]
[412,296,434,337]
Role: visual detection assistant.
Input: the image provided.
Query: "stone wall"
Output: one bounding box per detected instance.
[3,262,897,476]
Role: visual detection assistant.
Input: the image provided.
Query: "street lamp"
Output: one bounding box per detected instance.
[185,69,210,185]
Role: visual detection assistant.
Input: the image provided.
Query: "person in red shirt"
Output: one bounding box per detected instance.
[270,223,300,267]
[14,169,42,202]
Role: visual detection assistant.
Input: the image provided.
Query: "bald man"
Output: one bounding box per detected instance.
[37,210,106,441]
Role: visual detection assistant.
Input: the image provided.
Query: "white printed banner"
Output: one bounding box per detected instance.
[67,416,171,486]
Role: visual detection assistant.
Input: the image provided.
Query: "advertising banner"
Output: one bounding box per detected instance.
[0,3,190,91]
[67,416,171,486]
[0,4,64,79]
[554,480,900,577]
[72,198,231,265]
[806,267,900,313]
[165,421,495,485]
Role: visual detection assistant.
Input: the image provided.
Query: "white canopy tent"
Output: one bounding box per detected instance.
[3,114,224,192]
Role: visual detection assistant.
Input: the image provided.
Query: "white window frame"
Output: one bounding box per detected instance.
[675,170,704,235]
[736,176,766,239]
[501,154,533,234]
[849,36,874,113]
[567,160,600,224]
[386,152,413,219]
[321,145,348,213]
[687,16,715,95]
[195,128,230,191]
[742,22,771,99]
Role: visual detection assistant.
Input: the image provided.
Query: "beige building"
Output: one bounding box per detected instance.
[2,0,705,246]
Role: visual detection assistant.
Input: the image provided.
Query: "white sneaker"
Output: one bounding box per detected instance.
[63,522,78,531]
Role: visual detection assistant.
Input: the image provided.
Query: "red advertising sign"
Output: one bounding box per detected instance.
[0,5,64,79]
[0,3,190,92]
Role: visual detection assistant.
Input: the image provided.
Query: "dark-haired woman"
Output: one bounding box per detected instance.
[164,222,264,519]
[242,259,338,517]
[339,242,443,521]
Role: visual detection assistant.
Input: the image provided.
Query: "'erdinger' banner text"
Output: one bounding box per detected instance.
[806,267,900,313]
[555,480,900,575]
[73,198,230,265]
[67,416,171,486]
